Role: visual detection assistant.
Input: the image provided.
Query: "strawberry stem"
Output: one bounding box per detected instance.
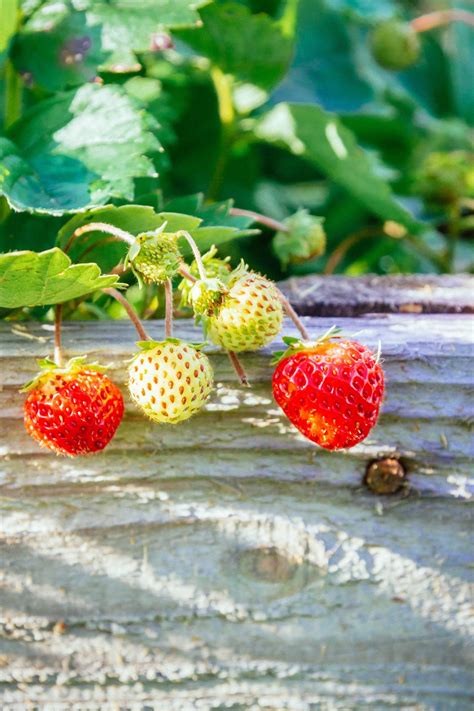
[178,265,198,283]
[411,9,474,32]
[227,350,249,387]
[54,304,64,367]
[65,222,136,253]
[103,287,150,341]
[230,208,289,234]
[278,291,310,340]
[177,231,207,281]
[164,278,174,339]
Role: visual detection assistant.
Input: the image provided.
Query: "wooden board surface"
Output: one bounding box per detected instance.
[1,302,473,708]
[279,273,474,316]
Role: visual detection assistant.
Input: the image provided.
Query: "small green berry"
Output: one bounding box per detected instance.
[129,230,182,284]
[370,19,420,71]
[273,210,326,269]
[416,151,474,206]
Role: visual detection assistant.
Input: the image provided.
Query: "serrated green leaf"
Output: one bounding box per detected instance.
[82,0,206,54]
[12,10,108,91]
[0,84,161,214]
[0,247,119,308]
[256,103,423,233]
[175,2,293,90]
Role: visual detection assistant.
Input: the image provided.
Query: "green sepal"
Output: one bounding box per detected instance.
[271,325,341,365]
[20,356,108,393]
[133,338,208,354]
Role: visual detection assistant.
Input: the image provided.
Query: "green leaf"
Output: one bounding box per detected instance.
[82,0,206,53]
[174,2,293,90]
[256,103,423,233]
[0,84,161,214]
[164,194,259,255]
[12,10,108,90]
[273,0,375,112]
[0,247,119,308]
[1,0,18,54]
[447,0,474,125]
[326,0,395,20]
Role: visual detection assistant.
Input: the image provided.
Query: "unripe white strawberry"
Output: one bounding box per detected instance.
[128,339,213,424]
[205,264,283,352]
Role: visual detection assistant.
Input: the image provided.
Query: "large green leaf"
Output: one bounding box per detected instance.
[82,0,206,53]
[12,10,108,90]
[175,2,293,90]
[257,102,423,232]
[0,84,161,214]
[272,0,375,111]
[0,248,119,308]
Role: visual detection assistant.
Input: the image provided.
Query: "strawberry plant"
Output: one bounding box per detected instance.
[0,1,472,455]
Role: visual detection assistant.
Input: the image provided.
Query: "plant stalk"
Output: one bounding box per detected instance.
[411,9,474,32]
[54,304,64,367]
[66,222,135,253]
[208,67,235,200]
[164,279,174,339]
[227,350,249,387]
[229,207,289,233]
[278,291,310,340]
[177,231,207,280]
[103,287,150,341]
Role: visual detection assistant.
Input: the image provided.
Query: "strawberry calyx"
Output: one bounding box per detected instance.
[271,325,341,365]
[134,337,208,353]
[20,356,108,393]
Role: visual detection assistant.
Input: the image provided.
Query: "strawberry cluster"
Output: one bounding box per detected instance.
[22,227,385,457]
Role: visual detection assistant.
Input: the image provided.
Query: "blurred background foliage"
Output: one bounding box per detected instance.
[0,0,473,322]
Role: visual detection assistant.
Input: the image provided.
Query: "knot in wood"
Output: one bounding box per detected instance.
[364,457,406,495]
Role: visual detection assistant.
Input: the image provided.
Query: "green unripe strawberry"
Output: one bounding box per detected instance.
[205,263,283,353]
[128,339,213,424]
[416,151,474,206]
[273,210,326,268]
[370,19,420,71]
[127,228,182,285]
[178,245,231,311]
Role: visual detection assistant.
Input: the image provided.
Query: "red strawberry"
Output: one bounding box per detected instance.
[23,358,124,456]
[272,330,385,450]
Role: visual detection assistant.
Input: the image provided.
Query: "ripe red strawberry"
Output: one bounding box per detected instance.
[272,330,385,450]
[23,358,124,456]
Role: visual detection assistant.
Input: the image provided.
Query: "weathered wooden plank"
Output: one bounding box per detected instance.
[1,304,473,708]
[279,274,474,315]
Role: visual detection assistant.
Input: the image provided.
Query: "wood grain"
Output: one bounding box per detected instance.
[279,273,474,316]
[0,307,473,709]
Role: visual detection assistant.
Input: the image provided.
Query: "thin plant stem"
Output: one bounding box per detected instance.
[444,202,461,273]
[164,279,173,339]
[177,231,207,280]
[208,66,235,200]
[411,10,474,32]
[54,304,64,367]
[4,59,21,130]
[227,350,249,387]
[65,222,135,253]
[278,291,310,340]
[103,287,150,341]
[230,208,289,233]
[178,265,198,283]
[324,228,378,275]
